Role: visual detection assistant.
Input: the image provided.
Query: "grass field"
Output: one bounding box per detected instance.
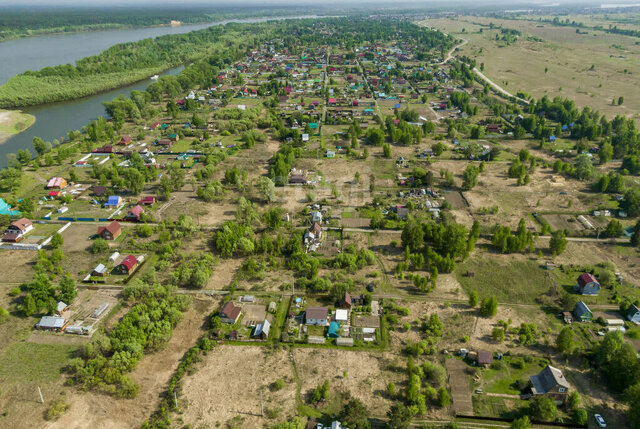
[0,109,35,143]
[0,342,77,382]
[421,16,640,118]
[456,253,551,304]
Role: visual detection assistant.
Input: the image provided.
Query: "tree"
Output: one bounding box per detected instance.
[623,188,640,217]
[556,326,574,354]
[89,238,109,254]
[257,177,276,203]
[469,291,479,307]
[382,143,392,158]
[49,232,63,249]
[632,220,640,246]
[341,398,370,429]
[549,230,567,255]
[462,164,479,190]
[401,219,424,252]
[566,391,581,411]
[625,382,640,428]
[492,327,505,342]
[58,273,77,304]
[386,404,412,429]
[480,296,498,317]
[605,219,623,237]
[437,387,450,407]
[124,168,145,195]
[510,416,531,429]
[311,380,329,403]
[574,154,594,180]
[618,96,624,105]
[529,395,557,421]
[599,141,613,164]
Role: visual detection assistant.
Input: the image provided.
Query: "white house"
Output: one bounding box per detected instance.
[306,307,329,325]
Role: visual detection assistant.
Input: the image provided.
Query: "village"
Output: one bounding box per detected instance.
[0,16,639,429]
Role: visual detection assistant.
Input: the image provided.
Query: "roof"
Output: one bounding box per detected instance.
[105,196,121,206]
[129,205,144,217]
[36,316,66,329]
[254,319,271,337]
[221,302,241,320]
[56,301,67,312]
[629,304,640,316]
[46,177,67,188]
[10,218,32,231]
[574,301,591,317]
[342,292,352,305]
[119,255,137,271]
[306,306,328,320]
[310,222,322,236]
[93,264,107,274]
[530,365,570,394]
[98,221,121,236]
[328,321,340,336]
[577,273,599,288]
[477,351,493,365]
[335,309,348,321]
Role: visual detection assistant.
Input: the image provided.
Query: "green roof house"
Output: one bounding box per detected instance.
[573,301,593,322]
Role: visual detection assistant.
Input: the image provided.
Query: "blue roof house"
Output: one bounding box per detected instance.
[104,196,122,207]
[0,198,20,216]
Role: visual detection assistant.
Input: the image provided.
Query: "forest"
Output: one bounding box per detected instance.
[0,5,311,42]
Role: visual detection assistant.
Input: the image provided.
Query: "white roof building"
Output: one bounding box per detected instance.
[335,309,348,323]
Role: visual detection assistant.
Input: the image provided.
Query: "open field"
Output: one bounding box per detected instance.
[0,109,35,143]
[422,16,640,117]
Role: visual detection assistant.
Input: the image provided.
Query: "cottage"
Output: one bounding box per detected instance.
[117,255,138,275]
[220,302,242,324]
[35,316,68,332]
[97,221,121,240]
[138,196,156,206]
[92,186,107,197]
[119,135,132,145]
[125,205,145,221]
[56,301,68,315]
[627,304,640,324]
[46,177,68,189]
[7,218,33,235]
[289,173,308,185]
[92,263,107,277]
[253,319,271,340]
[104,196,122,207]
[168,133,179,142]
[2,232,22,243]
[530,365,570,403]
[477,351,494,367]
[156,139,173,148]
[575,273,601,295]
[573,301,593,322]
[306,307,329,325]
[340,292,353,309]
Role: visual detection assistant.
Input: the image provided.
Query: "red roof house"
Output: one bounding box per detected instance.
[119,135,132,146]
[117,255,138,275]
[125,205,145,221]
[97,221,122,240]
[138,196,156,206]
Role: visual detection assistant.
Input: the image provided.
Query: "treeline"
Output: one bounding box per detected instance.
[0,5,311,42]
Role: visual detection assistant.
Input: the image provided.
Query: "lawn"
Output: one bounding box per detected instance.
[0,342,78,383]
[480,356,548,395]
[456,256,552,304]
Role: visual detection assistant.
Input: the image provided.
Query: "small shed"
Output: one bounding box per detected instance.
[253,319,271,340]
[335,309,349,324]
[56,301,68,315]
[92,264,107,277]
[336,337,354,347]
[477,351,494,367]
[328,321,340,338]
[109,251,120,264]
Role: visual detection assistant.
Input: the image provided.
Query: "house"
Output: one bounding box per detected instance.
[92,186,107,198]
[0,197,20,216]
[104,196,122,207]
[306,307,329,325]
[125,205,145,221]
[35,316,68,332]
[340,292,353,309]
[97,221,121,240]
[310,222,322,239]
[311,211,322,223]
[326,150,336,158]
[7,218,33,236]
[168,133,179,142]
[155,139,173,148]
[46,177,68,189]
[289,173,308,185]
[335,309,348,324]
[119,135,132,145]
[328,321,340,338]
[138,196,156,206]
[253,319,271,340]
[477,351,494,367]
[2,232,22,243]
[117,255,138,275]
[575,273,601,295]
[562,312,573,324]
[92,263,107,277]
[220,302,242,324]
[627,304,640,324]
[573,301,593,322]
[529,365,570,403]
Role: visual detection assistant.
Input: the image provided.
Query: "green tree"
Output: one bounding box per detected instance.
[49,232,63,249]
[386,404,412,429]
[58,273,77,304]
[480,296,498,318]
[599,141,613,164]
[401,219,424,252]
[89,238,109,254]
[549,230,567,255]
[574,154,594,180]
[529,395,557,421]
[341,398,370,429]
[382,143,392,158]
[632,220,640,246]
[556,326,574,354]
[462,164,479,190]
[605,219,623,237]
[469,291,479,307]
[510,416,531,429]
[257,177,276,203]
[437,387,450,407]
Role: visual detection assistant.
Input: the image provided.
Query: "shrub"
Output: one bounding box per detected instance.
[270,378,285,392]
[45,401,69,421]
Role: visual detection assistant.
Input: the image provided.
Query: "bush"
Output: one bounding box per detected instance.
[9,287,20,297]
[270,378,285,392]
[45,401,69,421]
[88,238,109,254]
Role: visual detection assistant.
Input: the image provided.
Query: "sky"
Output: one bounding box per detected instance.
[0,0,620,6]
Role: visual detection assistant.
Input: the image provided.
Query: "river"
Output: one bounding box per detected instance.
[0,15,324,167]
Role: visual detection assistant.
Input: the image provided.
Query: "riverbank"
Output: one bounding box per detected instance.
[0,109,35,144]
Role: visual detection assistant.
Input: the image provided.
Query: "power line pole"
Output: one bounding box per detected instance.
[260,390,264,417]
[37,386,44,404]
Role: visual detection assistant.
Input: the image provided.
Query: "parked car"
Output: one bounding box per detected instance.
[594,413,606,428]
